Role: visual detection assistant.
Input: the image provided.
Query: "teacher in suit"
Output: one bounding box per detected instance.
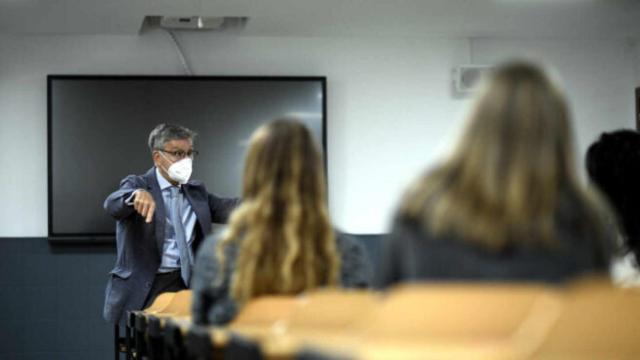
[103,123,239,324]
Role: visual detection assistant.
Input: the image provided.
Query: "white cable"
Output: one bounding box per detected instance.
[165,29,193,76]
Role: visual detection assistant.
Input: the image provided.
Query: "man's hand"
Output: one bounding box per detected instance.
[132,190,156,223]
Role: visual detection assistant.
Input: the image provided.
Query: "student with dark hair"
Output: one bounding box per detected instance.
[381,61,613,286]
[191,119,371,325]
[586,130,640,286]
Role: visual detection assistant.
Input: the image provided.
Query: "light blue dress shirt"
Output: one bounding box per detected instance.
[155,168,198,273]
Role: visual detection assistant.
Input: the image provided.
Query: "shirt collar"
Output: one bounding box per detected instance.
[155,167,178,191]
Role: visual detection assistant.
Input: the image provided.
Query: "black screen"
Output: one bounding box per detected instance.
[48,76,326,238]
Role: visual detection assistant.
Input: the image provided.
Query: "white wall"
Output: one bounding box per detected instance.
[473,38,637,154]
[0,32,636,237]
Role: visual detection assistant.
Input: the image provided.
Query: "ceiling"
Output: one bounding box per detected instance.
[1,0,640,39]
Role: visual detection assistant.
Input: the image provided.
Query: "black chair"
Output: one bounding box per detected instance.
[134,311,149,359]
[125,311,137,359]
[163,319,187,360]
[115,319,136,360]
[296,348,354,360]
[225,334,263,360]
[185,325,215,360]
[146,316,165,360]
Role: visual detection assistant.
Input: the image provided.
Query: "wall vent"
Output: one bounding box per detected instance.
[453,65,493,95]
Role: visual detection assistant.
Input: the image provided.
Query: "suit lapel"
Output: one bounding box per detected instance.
[143,167,166,258]
[182,184,203,242]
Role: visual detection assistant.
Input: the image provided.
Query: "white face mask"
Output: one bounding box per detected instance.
[160,153,193,184]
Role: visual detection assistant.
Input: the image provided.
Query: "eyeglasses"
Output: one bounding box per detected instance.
[157,149,199,159]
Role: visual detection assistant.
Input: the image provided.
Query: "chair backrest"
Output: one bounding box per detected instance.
[143,291,176,314]
[287,289,381,332]
[231,295,298,329]
[350,282,563,360]
[226,290,379,360]
[363,282,561,341]
[532,278,640,359]
[159,289,193,316]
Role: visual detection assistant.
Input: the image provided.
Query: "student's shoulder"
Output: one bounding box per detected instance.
[335,231,370,259]
[198,232,224,260]
[197,229,239,261]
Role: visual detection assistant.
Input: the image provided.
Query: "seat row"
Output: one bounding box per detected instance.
[122,276,640,360]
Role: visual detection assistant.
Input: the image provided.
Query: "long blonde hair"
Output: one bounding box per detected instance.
[400,61,607,250]
[216,119,340,305]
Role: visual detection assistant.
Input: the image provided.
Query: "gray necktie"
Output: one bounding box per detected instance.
[169,186,191,286]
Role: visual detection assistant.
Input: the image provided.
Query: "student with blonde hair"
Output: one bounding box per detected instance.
[381,61,613,286]
[191,119,371,324]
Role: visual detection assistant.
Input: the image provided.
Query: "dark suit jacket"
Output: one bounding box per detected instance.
[102,167,239,324]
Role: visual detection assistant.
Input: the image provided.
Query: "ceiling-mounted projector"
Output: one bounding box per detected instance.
[159,16,247,31]
[160,16,223,30]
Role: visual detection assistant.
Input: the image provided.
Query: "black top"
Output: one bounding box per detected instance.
[380,214,612,287]
[191,231,373,325]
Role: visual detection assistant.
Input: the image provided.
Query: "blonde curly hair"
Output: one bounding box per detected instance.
[215,119,340,305]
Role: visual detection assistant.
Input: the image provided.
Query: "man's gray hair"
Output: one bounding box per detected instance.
[148,124,197,152]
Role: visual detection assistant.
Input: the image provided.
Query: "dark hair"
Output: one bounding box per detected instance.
[586,129,640,263]
[147,123,197,152]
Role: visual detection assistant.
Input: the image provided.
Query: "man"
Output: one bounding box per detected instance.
[103,123,239,324]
